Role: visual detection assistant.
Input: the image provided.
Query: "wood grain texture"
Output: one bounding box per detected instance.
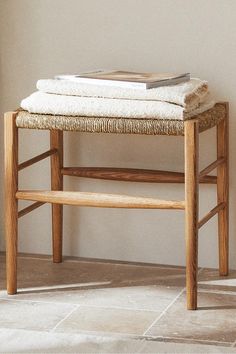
[50,131,63,263]
[4,112,18,294]
[18,148,57,170]
[184,120,199,310]
[16,190,186,209]
[62,166,216,184]
[217,103,229,276]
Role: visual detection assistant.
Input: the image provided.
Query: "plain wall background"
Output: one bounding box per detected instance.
[1,0,236,268]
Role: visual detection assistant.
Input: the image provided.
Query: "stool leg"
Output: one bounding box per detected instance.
[217,106,229,276]
[184,120,199,310]
[4,112,18,294]
[50,130,63,263]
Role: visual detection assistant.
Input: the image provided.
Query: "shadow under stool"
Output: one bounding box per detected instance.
[4,102,229,310]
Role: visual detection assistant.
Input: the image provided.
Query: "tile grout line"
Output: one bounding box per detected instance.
[142,267,204,337]
[0,326,231,349]
[142,287,185,336]
[50,305,80,333]
[136,327,232,354]
[198,288,236,296]
[0,297,168,313]
[8,324,230,347]
[0,297,78,307]
[143,335,232,345]
[10,281,112,292]
[15,255,187,270]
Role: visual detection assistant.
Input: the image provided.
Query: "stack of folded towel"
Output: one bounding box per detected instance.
[21,78,214,121]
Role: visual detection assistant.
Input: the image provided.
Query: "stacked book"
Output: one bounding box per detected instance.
[21,70,214,120]
[55,70,191,90]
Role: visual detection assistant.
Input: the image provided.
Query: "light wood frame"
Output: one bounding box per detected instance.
[4,103,229,310]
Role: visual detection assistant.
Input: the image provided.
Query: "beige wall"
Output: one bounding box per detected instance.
[1,0,236,268]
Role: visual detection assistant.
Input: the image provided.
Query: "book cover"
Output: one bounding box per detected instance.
[55,70,190,89]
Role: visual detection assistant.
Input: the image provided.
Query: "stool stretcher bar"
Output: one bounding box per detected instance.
[198,202,226,229]
[199,157,225,179]
[61,167,217,184]
[16,190,186,210]
[18,148,57,171]
[18,201,45,218]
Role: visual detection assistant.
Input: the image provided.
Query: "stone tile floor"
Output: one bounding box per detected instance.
[1,253,236,353]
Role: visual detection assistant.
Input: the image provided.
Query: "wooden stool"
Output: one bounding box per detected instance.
[4,102,229,310]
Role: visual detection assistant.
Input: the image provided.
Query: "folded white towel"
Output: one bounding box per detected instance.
[37,78,208,110]
[21,91,215,121]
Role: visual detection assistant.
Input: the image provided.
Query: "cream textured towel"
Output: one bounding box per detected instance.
[21,91,215,121]
[37,78,208,110]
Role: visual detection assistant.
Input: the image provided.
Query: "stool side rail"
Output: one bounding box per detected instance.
[62,167,217,184]
[16,190,186,210]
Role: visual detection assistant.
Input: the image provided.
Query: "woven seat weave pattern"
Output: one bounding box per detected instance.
[16,103,225,136]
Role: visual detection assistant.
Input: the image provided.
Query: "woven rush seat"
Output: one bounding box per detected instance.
[16,103,225,135]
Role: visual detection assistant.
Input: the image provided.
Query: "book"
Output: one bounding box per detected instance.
[55,70,190,90]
